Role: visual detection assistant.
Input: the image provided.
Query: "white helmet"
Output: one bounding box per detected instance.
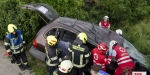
[109,40,118,48]
[59,60,73,73]
[103,16,109,20]
[116,29,123,35]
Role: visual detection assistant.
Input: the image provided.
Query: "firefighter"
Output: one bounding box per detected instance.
[115,29,123,36]
[53,60,73,75]
[91,42,108,71]
[68,32,91,75]
[99,16,110,29]
[4,24,31,71]
[106,40,135,75]
[45,35,71,75]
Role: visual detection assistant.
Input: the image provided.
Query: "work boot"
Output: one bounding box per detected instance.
[19,64,25,71]
[24,64,32,70]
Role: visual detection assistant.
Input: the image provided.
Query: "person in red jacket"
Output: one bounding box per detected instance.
[91,42,108,71]
[106,40,135,75]
[99,16,110,29]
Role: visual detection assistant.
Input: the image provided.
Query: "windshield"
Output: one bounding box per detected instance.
[123,38,150,69]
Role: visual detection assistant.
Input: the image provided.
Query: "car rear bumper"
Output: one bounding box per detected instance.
[29,46,46,61]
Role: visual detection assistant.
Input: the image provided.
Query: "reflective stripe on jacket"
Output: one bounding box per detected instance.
[6,30,24,50]
[45,43,59,66]
[69,44,90,68]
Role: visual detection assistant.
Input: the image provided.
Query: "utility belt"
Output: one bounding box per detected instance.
[11,46,24,54]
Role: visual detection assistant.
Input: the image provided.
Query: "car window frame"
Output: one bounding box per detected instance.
[43,26,77,39]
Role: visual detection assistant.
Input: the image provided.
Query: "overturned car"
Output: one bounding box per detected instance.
[21,3,150,75]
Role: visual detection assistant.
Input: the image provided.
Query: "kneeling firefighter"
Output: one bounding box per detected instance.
[4,24,32,71]
[68,32,91,75]
[45,35,71,75]
[53,60,73,75]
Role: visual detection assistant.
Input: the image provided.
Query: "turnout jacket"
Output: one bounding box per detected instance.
[45,41,71,66]
[4,30,25,54]
[68,43,90,68]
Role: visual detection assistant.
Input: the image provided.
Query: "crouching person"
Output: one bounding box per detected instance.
[4,24,31,71]
[53,60,73,75]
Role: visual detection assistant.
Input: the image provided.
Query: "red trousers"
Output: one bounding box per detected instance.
[114,62,134,75]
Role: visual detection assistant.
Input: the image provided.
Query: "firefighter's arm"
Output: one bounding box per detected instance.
[4,37,12,55]
[48,49,59,63]
[84,46,91,59]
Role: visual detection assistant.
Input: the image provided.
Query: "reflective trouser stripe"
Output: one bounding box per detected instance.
[118,59,132,65]
[46,59,58,66]
[12,48,24,54]
[23,62,27,65]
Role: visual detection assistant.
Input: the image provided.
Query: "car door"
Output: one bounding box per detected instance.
[21,3,59,23]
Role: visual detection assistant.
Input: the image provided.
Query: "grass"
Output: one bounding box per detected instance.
[25,43,49,75]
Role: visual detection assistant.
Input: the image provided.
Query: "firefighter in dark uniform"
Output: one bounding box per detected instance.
[68,32,91,75]
[53,60,73,75]
[45,35,71,75]
[4,24,31,71]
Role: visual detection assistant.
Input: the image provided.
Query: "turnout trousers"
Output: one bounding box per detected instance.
[46,65,57,75]
[72,66,85,75]
[13,50,27,65]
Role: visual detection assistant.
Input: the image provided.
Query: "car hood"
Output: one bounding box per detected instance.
[123,38,150,69]
[21,3,59,22]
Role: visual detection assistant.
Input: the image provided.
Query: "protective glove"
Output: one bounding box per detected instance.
[8,52,13,55]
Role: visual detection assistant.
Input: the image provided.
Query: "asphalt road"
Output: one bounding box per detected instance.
[0,41,34,75]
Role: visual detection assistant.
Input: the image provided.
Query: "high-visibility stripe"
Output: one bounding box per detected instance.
[117,56,130,62]
[23,41,25,44]
[10,43,23,50]
[68,48,72,52]
[85,53,90,58]
[73,63,86,68]
[13,48,24,54]
[80,54,83,65]
[23,62,27,65]
[10,38,15,49]
[6,49,11,52]
[21,35,23,39]
[51,56,58,61]
[4,42,10,46]
[46,59,58,66]
[72,52,74,63]
[118,59,132,65]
